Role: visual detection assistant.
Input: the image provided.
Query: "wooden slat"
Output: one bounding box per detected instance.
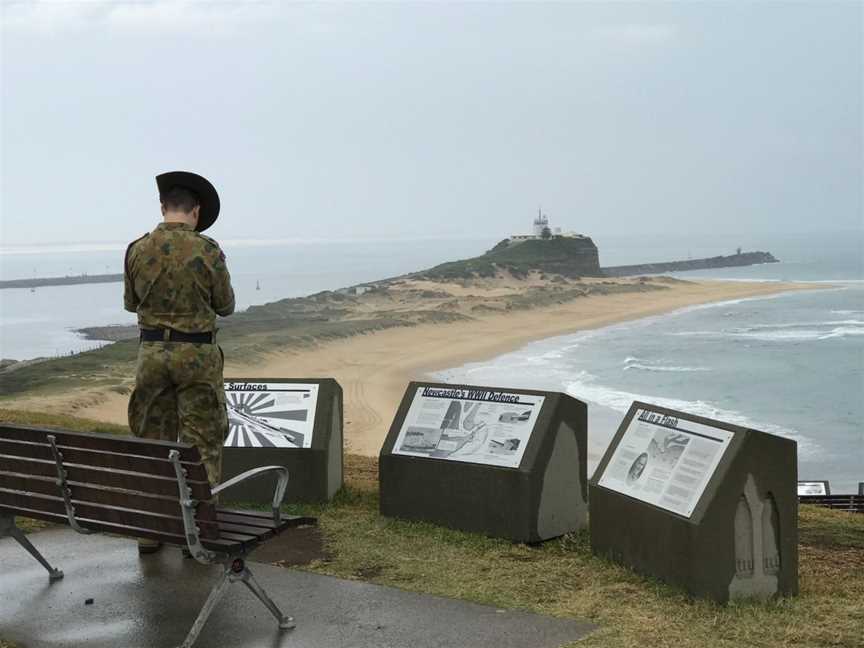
[0,438,208,480]
[217,521,273,541]
[0,471,215,525]
[216,507,278,518]
[0,505,244,552]
[217,530,262,544]
[0,455,211,500]
[216,511,280,529]
[215,507,318,533]
[0,424,201,462]
[0,489,220,539]
[216,507,317,526]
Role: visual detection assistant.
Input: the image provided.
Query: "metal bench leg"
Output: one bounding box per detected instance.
[0,514,64,582]
[178,565,232,648]
[178,558,294,648]
[235,563,295,630]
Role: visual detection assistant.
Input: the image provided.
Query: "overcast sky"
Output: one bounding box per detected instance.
[1,1,861,246]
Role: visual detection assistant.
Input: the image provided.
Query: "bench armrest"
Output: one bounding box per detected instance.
[212,466,289,524]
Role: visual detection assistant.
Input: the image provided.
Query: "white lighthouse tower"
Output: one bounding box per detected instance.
[533,208,549,237]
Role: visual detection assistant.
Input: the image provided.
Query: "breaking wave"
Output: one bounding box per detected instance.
[563,371,821,458]
[674,320,864,342]
[622,356,710,373]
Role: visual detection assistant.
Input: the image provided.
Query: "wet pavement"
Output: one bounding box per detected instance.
[1,528,595,648]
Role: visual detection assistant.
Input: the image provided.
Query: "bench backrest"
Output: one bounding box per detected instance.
[0,424,219,542]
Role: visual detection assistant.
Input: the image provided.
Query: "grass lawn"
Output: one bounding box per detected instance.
[2,411,863,647]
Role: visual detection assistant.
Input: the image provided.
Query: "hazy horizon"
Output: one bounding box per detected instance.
[2,1,861,247]
[1,224,863,252]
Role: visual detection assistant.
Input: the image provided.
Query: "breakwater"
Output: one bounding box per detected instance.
[602,251,778,278]
[0,273,123,290]
[1,251,779,289]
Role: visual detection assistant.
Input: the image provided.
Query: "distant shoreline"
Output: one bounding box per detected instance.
[1,277,825,457]
[0,249,778,290]
[0,273,122,290]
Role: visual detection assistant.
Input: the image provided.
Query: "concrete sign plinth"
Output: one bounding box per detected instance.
[220,378,343,504]
[589,401,798,603]
[379,382,588,543]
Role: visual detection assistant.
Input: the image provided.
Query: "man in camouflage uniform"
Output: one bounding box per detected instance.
[124,171,234,553]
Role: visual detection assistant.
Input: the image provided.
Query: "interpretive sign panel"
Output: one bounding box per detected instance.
[597,408,734,517]
[797,481,830,496]
[590,401,798,603]
[392,386,545,468]
[380,382,587,542]
[224,381,319,449]
[220,378,342,504]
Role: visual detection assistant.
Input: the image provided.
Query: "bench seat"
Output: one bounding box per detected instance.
[1,500,315,552]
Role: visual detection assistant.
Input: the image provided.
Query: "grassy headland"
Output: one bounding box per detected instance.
[418,236,602,280]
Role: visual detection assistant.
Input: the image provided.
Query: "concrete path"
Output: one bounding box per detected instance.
[0,528,595,648]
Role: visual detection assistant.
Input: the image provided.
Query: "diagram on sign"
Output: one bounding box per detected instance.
[626,430,691,485]
[223,382,319,448]
[393,386,545,468]
[598,408,734,517]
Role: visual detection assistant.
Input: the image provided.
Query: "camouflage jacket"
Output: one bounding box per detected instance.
[124,222,235,332]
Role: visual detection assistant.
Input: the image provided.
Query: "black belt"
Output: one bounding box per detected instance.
[139,328,214,344]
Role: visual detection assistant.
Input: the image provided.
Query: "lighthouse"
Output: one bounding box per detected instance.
[533,208,549,237]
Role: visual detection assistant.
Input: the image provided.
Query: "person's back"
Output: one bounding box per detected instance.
[124,171,234,555]
[125,223,234,333]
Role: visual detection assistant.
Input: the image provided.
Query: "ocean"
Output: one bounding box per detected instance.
[0,237,498,360]
[1,230,861,492]
[436,230,864,493]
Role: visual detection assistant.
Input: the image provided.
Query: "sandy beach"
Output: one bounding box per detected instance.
[54,278,820,456]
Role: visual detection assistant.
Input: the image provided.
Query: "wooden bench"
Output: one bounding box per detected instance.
[0,423,316,648]
[799,494,864,514]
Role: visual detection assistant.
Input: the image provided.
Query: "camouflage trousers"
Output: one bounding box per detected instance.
[128,341,227,485]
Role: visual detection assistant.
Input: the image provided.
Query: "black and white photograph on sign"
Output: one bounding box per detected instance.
[598,409,734,517]
[223,382,319,449]
[393,386,545,468]
[797,481,829,496]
